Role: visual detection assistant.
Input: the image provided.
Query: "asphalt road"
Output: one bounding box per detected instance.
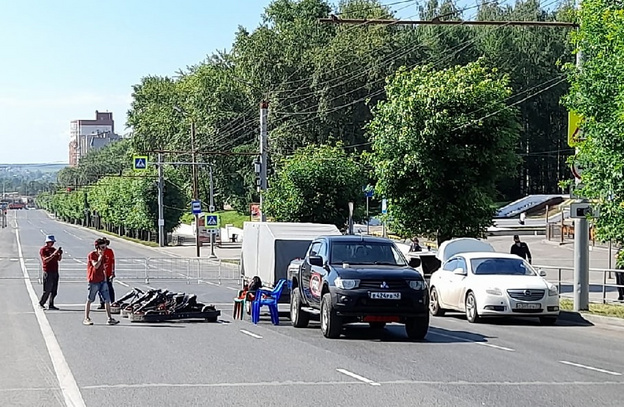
[1,209,624,407]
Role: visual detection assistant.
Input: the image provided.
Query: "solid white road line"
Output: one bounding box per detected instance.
[16,228,86,407]
[240,329,263,339]
[428,330,515,352]
[336,368,381,386]
[560,360,622,376]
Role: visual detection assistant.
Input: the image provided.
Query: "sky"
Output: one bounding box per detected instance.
[0,0,275,164]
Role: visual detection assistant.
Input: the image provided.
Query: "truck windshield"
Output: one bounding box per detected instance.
[330,242,408,266]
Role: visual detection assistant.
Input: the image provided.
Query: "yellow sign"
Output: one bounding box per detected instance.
[133,155,148,170]
[568,111,583,147]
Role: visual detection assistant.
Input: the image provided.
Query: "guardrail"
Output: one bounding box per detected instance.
[535,264,624,305]
[0,257,243,286]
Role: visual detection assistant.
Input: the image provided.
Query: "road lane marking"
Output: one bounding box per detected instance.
[336,368,380,386]
[226,287,238,291]
[78,379,624,390]
[63,229,83,240]
[559,361,622,376]
[240,329,263,339]
[16,227,86,407]
[40,229,46,236]
[427,330,515,352]
[116,280,130,287]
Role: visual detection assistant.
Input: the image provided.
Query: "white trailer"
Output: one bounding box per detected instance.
[240,222,341,290]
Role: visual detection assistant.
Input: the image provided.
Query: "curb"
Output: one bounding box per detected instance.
[559,310,624,328]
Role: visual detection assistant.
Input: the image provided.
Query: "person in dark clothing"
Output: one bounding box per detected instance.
[616,248,624,301]
[510,235,532,264]
[39,235,63,310]
[409,237,422,252]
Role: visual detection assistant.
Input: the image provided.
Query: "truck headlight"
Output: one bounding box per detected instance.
[335,278,359,290]
[409,280,426,290]
[485,287,502,296]
[548,285,558,296]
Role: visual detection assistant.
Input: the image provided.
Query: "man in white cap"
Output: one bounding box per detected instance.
[39,235,63,310]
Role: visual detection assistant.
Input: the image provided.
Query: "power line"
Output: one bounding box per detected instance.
[318,17,578,28]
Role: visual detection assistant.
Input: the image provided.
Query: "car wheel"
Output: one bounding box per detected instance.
[539,316,557,326]
[321,293,342,339]
[405,315,429,340]
[429,287,446,317]
[290,287,309,328]
[465,292,480,323]
[368,322,386,330]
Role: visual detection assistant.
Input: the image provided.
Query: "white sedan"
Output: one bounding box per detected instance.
[429,238,560,325]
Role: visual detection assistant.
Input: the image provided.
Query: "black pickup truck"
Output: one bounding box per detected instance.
[288,235,430,340]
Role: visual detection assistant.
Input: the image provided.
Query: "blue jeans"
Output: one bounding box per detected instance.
[88,282,110,303]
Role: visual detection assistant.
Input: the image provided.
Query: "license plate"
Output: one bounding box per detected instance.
[516,303,541,310]
[369,292,401,300]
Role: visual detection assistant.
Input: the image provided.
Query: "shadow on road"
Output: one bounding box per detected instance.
[439,312,594,327]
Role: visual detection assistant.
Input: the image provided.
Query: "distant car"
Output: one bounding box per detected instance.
[428,238,559,325]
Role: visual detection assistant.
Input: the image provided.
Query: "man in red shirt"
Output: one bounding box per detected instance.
[39,235,62,310]
[84,238,119,325]
[97,238,116,309]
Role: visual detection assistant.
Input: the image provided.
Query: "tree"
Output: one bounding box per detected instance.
[564,0,624,243]
[263,143,365,227]
[367,60,520,243]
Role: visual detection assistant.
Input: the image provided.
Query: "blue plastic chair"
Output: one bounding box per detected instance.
[251,279,287,325]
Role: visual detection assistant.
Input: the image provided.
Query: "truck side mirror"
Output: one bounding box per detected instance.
[309,255,323,267]
[408,257,421,268]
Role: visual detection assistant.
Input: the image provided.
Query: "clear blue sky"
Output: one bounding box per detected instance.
[0,0,427,164]
[0,0,275,164]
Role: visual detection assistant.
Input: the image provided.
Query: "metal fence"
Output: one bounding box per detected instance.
[0,256,243,286]
[536,264,624,305]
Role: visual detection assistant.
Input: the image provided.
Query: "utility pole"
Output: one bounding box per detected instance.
[209,164,216,258]
[191,119,201,258]
[157,153,165,247]
[259,101,269,222]
[573,0,589,312]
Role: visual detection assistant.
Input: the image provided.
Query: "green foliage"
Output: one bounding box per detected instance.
[564,0,624,243]
[367,60,520,242]
[263,144,365,227]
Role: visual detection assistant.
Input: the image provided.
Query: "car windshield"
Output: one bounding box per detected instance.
[330,241,408,266]
[470,258,535,276]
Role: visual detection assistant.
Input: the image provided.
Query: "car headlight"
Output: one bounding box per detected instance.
[409,280,426,290]
[485,287,502,296]
[335,278,359,290]
[548,285,558,296]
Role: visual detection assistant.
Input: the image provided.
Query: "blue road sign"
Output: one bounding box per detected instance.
[205,214,220,229]
[191,200,202,215]
[133,155,148,170]
[381,198,387,214]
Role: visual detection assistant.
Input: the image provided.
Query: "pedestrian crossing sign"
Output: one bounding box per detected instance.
[205,214,220,229]
[133,155,148,170]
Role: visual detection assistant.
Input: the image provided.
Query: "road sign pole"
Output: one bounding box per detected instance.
[366,195,370,235]
[157,153,165,247]
[209,165,216,259]
[259,101,268,222]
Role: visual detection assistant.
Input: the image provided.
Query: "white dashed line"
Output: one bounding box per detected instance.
[428,330,515,352]
[560,361,622,376]
[336,368,380,386]
[240,329,263,339]
[63,229,83,241]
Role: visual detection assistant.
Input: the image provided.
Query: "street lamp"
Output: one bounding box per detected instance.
[174,106,201,258]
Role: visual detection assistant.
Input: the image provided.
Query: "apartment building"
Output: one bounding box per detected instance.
[68,111,120,166]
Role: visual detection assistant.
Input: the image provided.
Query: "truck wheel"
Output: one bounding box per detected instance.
[290,287,309,328]
[429,287,446,317]
[321,293,342,339]
[405,315,429,340]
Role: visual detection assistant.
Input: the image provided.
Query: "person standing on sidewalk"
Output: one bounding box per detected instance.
[97,238,115,309]
[84,238,119,326]
[510,235,532,264]
[616,247,624,302]
[39,235,62,310]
